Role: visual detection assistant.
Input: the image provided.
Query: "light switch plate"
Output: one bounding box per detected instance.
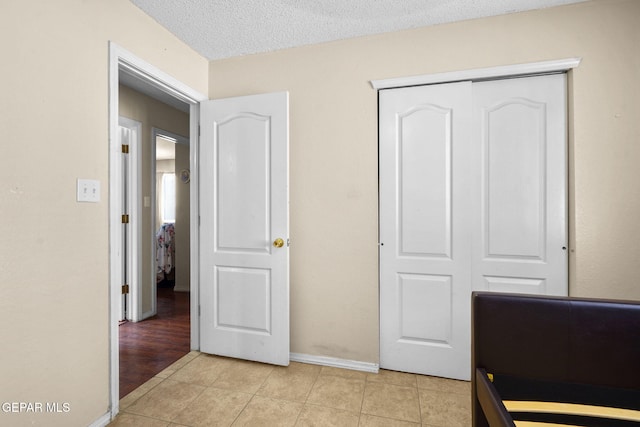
[77,179,100,203]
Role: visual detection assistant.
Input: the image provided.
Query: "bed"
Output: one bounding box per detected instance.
[472,291,640,427]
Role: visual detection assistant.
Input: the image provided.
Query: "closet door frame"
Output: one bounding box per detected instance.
[373,57,581,376]
[371,58,581,90]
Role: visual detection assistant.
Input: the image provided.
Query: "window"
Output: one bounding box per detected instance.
[161,173,176,223]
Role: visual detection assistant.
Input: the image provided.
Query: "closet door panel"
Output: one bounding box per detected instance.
[379,82,473,381]
[472,74,568,296]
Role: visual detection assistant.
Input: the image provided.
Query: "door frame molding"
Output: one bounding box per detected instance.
[108,41,206,418]
[371,57,581,90]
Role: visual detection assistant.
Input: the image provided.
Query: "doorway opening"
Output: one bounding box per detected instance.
[109,42,206,417]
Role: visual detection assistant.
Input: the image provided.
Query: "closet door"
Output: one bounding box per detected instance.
[379,74,568,380]
[379,82,473,380]
[471,74,568,296]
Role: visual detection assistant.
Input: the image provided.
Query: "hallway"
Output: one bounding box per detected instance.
[119,288,190,399]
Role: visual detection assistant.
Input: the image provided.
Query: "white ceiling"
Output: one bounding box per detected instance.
[130,0,586,61]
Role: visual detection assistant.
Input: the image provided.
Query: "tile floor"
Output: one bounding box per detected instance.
[110,351,471,427]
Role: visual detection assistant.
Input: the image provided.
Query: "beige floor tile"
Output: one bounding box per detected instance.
[169,353,232,386]
[361,382,420,423]
[415,375,470,395]
[419,388,471,427]
[257,362,321,402]
[108,412,171,426]
[124,379,205,421]
[156,352,200,379]
[306,375,365,413]
[231,395,303,427]
[295,404,360,426]
[120,377,165,410]
[172,387,252,427]
[366,370,417,387]
[211,359,275,394]
[359,414,420,426]
[320,366,368,381]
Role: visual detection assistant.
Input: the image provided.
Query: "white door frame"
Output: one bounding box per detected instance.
[108,42,206,418]
[372,57,581,374]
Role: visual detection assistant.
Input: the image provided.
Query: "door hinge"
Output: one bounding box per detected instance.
[198,124,201,137]
[121,214,130,224]
[121,144,129,154]
[198,305,201,316]
[122,284,130,294]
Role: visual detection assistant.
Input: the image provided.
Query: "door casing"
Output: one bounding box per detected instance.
[108,42,206,418]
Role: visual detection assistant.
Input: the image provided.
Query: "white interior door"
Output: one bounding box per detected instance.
[379,74,567,380]
[379,82,473,380]
[199,92,289,366]
[118,117,141,322]
[119,125,131,322]
[471,74,568,295]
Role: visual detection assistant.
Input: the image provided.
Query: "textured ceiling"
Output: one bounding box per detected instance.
[130,0,586,60]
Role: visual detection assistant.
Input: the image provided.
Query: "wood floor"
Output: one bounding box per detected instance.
[119,288,190,399]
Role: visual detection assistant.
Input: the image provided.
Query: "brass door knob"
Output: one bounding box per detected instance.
[273,238,285,248]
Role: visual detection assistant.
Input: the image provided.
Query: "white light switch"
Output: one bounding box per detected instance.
[77,179,100,203]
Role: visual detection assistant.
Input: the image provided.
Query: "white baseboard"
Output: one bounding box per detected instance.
[290,352,379,373]
[88,411,111,427]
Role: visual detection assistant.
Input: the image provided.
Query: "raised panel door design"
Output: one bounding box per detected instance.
[380,81,472,380]
[200,92,289,366]
[484,276,546,294]
[398,105,452,258]
[473,75,567,297]
[216,113,270,253]
[483,99,546,260]
[398,273,452,345]
[381,74,567,381]
[216,266,271,334]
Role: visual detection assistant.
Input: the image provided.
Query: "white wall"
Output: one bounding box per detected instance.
[0,1,207,425]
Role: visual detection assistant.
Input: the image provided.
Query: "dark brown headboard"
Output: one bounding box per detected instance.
[472,292,640,427]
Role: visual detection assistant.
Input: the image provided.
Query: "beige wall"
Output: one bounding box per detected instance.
[119,86,190,314]
[0,0,207,425]
[175,143,191,292]
[208,0,640,364]
[2,0,639,424]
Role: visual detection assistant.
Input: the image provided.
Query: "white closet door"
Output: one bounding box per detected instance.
[379,82,473,380]
[471,74,568,296]
[379,74,568,380]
